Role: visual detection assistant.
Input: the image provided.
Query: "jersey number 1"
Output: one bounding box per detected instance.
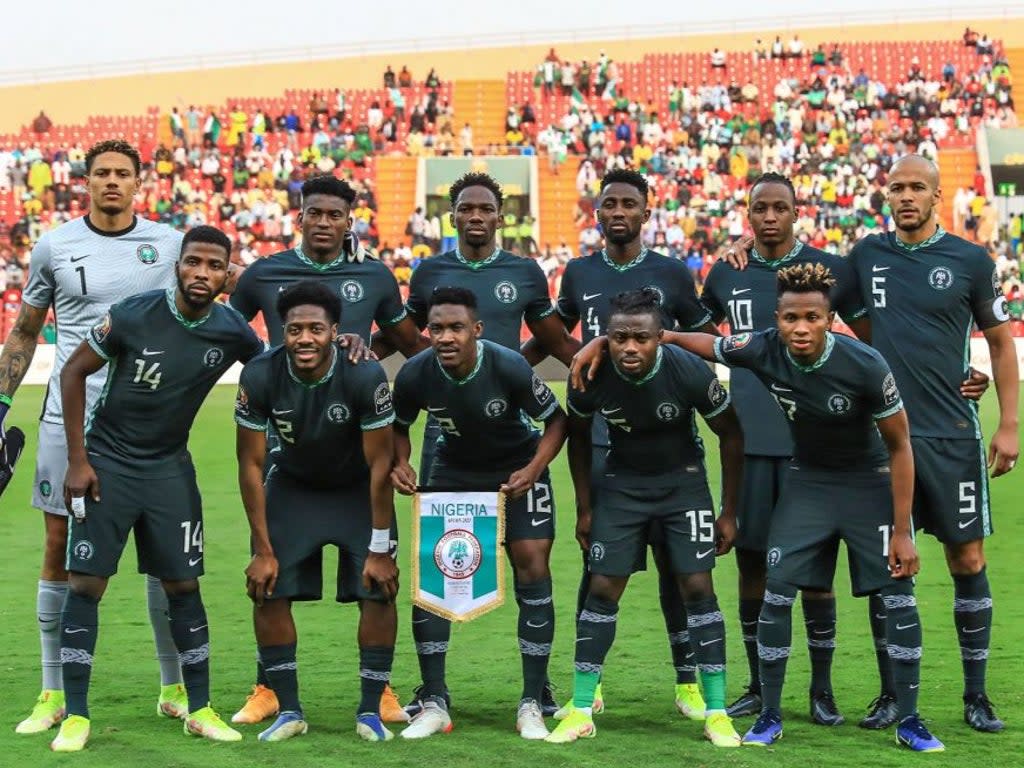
[75,265,87,295]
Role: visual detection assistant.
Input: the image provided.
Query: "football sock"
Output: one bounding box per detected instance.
[575,550,590,623]
[659,569,696,685]
[802,593,836,693]
[868,592,896,696]
[38,579,67,691]
[880,584,922,719]
[166,588,210,713]
[358,646,394,714]
[260,643,300,713]
[255,657,268,687]
[739,597,762,692]
[61,590,99,719]
[516,578,554,702]
[953,568,992,697]
[412,605,450,698]
[573,595,618,709]
[147,574,183,686]
[685,595,727,710]
[758,582,797,714]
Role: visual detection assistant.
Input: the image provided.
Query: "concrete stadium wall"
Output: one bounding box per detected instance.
[1,17,1022,133]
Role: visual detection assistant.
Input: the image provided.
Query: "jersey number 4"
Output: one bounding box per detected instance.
[133,360,163,390]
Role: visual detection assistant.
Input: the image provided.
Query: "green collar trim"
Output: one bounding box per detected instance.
[286,346,338,388]
[601,247,648,272]
[454,247,501,269]
[295,245,345,271]
[612,345,663,385]
[751,240,805,266]
[165,288,212,329]
[785,331,835,372]
[436,340,485,385]
[894,224,946,252]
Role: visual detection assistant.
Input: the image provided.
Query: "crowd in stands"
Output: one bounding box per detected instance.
[0,38,1022,335]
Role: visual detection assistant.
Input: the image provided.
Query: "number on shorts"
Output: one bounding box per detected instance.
[878,524,892,557]
[181,520,204,554]
[274,418,295,444]
[585,306,602,338]
[958,481,976,515]
[526,482,553,516]
[685,509,715,543]
[133,359,163,390]
[770,393,797,421]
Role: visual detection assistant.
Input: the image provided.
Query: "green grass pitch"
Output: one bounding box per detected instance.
[0,384,1021,767]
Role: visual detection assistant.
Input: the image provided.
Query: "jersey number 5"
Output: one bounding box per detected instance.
[872,276,886,308]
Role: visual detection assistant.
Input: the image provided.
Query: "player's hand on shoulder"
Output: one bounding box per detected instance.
[225,263,245,294]
[363,553,399,600]
[959,367,990,401]
[714,514,737,556]
[390,461,418,495]
[888,532,919,579]
[569,337,609,391]
[63,457,101,515]
[716,235,754,270]
[500,466,539,499]
[336,333,377,362]
[246,552,279,605]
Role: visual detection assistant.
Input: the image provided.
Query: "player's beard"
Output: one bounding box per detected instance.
[603,221,640,247]
[176,274,215,311]
[896,206,934,234]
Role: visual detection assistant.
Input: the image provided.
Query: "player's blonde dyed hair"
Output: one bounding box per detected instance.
[776,262,836,298]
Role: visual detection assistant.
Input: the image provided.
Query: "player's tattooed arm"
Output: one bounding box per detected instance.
[566,413,594,552]
[0,302,47,400]
[704,405,743,555]
[876,409,918,578]
[237,425,277,604]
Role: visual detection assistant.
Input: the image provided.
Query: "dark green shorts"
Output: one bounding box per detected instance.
[911,437,991,544]
[766,465,898,597]
[589,477,717,577]
[427,461,555,542]
[66,462,204,581]
[264,469,396,603]
[735,455,790,552]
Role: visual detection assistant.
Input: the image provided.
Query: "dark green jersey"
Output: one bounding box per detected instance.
[555,248,711,342]
[702,243,862,456]
[234,346,395,488]
[714,330,903,470]
[393,340,560,472]
[405,248,554,351]
[86,289,264,476]
[847,229,1007,440]
[566,345,731,482]
[229,247,407,346]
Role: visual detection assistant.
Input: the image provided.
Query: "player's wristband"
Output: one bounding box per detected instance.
[368,527,391,554]
[0,394,12,421]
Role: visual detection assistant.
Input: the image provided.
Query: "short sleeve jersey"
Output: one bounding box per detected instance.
[393,340,560,473]
[229,248,407,346]
[701,243,862,456]
[22,216,181,424]
[566,345,731,482]
[234,346,395,488]
[86,289,264,476]
[714,330,903,470]
[847,229,1006,440]
[556,249,711,343]
[405,249,554,351]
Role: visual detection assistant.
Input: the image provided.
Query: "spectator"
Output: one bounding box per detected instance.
[710,48,726,69]
[788,35,804,59]
[770,35,784,59]
[31,111,52,134]
[398,66,413,87]
[383,66,396,88]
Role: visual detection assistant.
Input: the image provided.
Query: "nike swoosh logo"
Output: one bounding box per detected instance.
[272,409,294,416]
[959,517,978,529]
[142,348,164,356]
[895,622,918,631]
[731,288,751,295]
[64,627,88,634]
[426,406,447,413]
[531,518,551,527]
[770,383,792,393]
[188,557,203,566]
[812,628,832,635]
[575,637,593,643]
[582,293,602,301]
[696,548,714,559]
[700,638,723,647]
[758,618,774,625]
[190,624,208,633]
[874,614,887,621]
[526,620,550,629]
[600,407,622,416]
[963,626,987,634]
[412,618,429,625]
[70,254,89,263]
[872,265,890,272]
[278,286,286,292]
[909,684,920,690]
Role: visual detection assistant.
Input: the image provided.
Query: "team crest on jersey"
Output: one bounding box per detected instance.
[341,280,364,302]
[708,379,728,408]
[39,480,52,498]
[494,281,518,303]
[137,244,159,264]
[532,375,551,403]
[722,333,751,352]
[827,393,852,415]
[234,385,249,416]
[656,401,680,421]
[882,373,899,407]
[326,402,350,424]
[374,382,393,415]
[91,313,112,345]
[73,540,94,561]
[927,266,953,290]
[642,285,665,304]
[203,347,224,367]
[485,398,509,417]
[766,547,782,568]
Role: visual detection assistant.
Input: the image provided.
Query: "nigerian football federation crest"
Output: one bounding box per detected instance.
[203,347,224,367]
[341,280,364,302]
[928,266,953,290]
[326,402,350,424]
[656,401,680,421]
[73,540,94,561]
[494,281,518,304]
[485,398,508,417]
[827,393,852,415]
[137,244,159,264]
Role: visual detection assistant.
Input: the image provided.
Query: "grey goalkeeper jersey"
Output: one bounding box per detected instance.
[21,215,182,424]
